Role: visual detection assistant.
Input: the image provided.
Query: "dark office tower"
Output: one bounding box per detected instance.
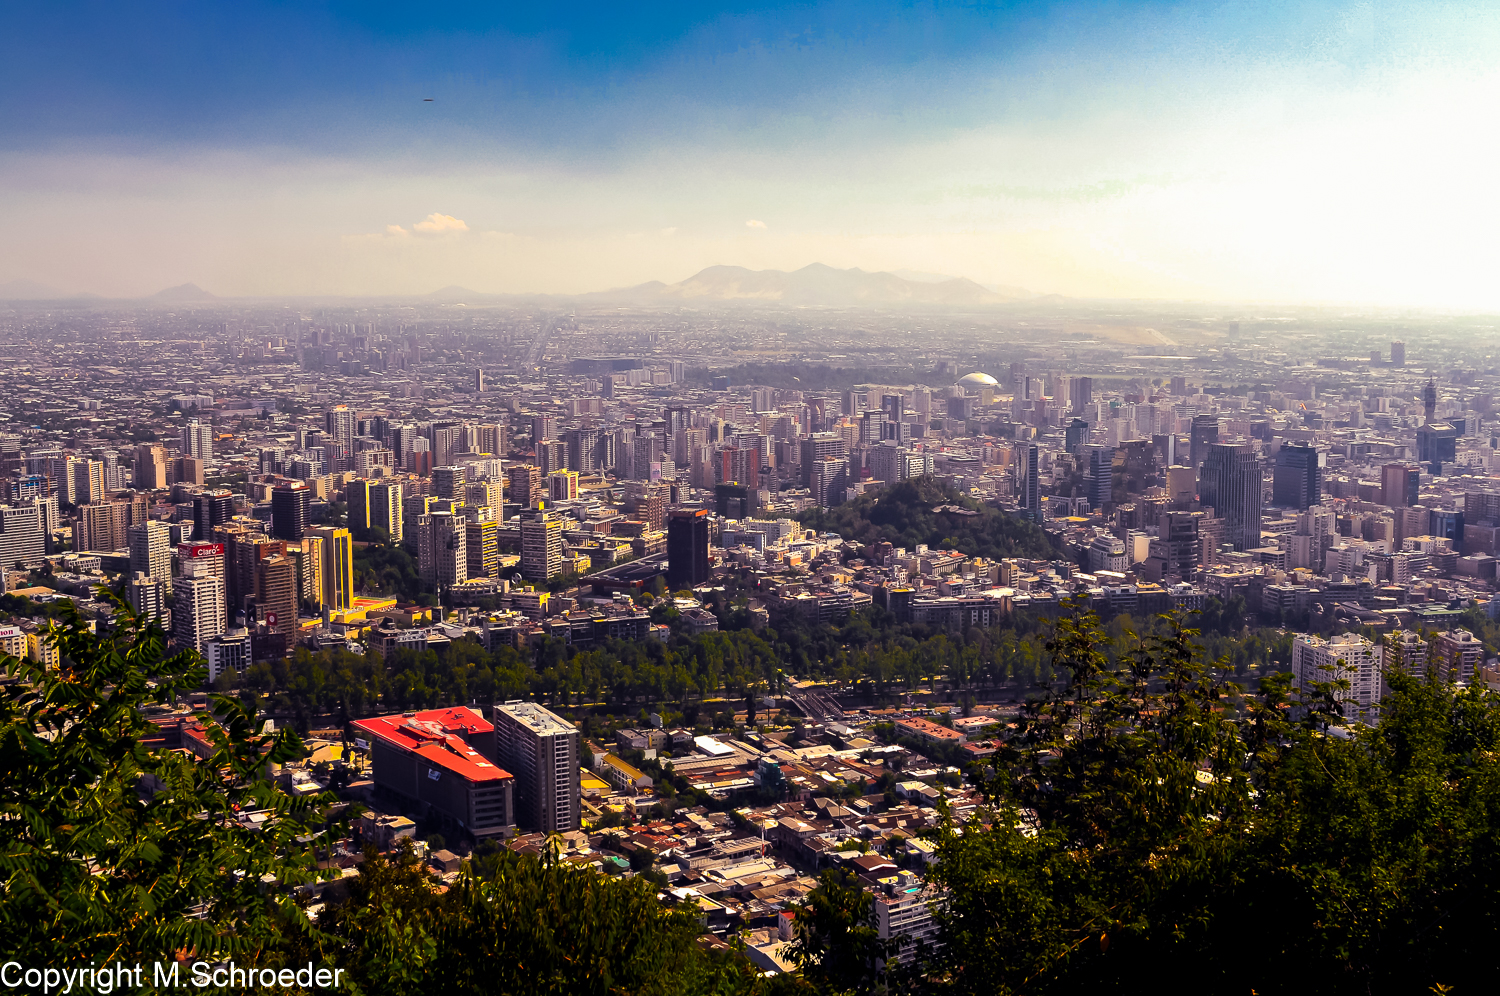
[1199,443,1262,551]
[665,406,691,434]
[1189,414,1220,468]
[473,367,484,392]
[1273,443,1323,509]
[667,509,711,589]
[1017,441,1041,519]
[715,483,755,519]
[193,489,235,543]
[1423,378,1437,424]
[270,482,310,541]
[565,428,601,473]
[881,393,904,423]
[1072,376,1093,409]
[1380,463,1420,508]
[1064,418,1089,454]
[345,478,371,536]
[1082,444,1113,511]
[1391,340,1405,367]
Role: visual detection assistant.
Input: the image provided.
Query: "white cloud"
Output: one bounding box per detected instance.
[660,226,678,236]
[413,212,469,233]
[745,219,766,229]
[386,224,408,236]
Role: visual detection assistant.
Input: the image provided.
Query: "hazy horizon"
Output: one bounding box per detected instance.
[5,1,1500,309]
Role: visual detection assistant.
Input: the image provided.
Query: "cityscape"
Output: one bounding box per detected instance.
[5,2,1500,994]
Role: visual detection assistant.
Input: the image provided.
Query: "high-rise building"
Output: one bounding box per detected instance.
[126,571,169,626]
[1380,463,1420,508]
[1292,633,1383,724]
[1273,443,1323,509]
[193,490,234,544]
[565,428,602,473]
[1082,444,1113,511]
[127,519,172,583]
[74,500,129,554]
[1431,629,1483,683]
[1015,441,1041,519]
[1064,418,1089,454]
[809,457,848,508]
[477,423,507,456]
[133,443,169,490]
[1390,340,1406,367]
[466,516,500,580]
[1199,443,1262,551]
[270,482,310,541]
[667,508,711,590]
[432,465,466,502]
[800,433,845,486]
[72,460,105,506]
[536,439,566,477]
[473,367,485,393]
[181,419,214,464]
[509,464,542,510]
[1188,414,1219,469]
[464,480,504,515]
[345,478,371,535]
[416,511,468,589]
[494,701,580,833]
[370,480,404,543]
[305,526,354,610]
[324,405,357,469]
[518,507,563,581]
[0,504,46,569]
[253,553,298,645]
[548,470,578,501]
[173,575,226,654]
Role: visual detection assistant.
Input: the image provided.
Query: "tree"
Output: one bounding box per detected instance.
[0,591,339,965]
[788,869,891,995]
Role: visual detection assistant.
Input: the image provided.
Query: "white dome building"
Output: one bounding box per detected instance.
[957,371,1000,396]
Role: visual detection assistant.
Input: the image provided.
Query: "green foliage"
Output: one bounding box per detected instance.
[798,478,1056,561]
[788,869,892,995]
[0,592,338,965]
[286,840,763,996]
[927,603,1500,994]
[353,539,422,602]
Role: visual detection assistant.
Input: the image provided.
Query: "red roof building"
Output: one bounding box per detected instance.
[351,708,515,840]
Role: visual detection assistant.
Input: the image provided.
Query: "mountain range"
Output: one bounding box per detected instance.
[589,263,1032,307]
[2,265,1033,308]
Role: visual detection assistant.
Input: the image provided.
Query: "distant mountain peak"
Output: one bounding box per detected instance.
[603,263,1032,308]
[153,283,218,301]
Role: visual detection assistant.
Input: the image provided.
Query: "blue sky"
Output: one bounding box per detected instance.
[4,1,1499,304]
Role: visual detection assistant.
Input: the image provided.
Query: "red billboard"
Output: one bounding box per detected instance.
[181,542,224,558]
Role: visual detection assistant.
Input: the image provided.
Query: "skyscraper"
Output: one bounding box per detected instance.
[473,367,485,392]
[1380,463,1420,508]
[432,465,466,502]
[1273,443,1323,509]
[306,526,354,610]
[193,489,234,543]
[181,419,214,463]
[667,508,711,589]
[509,464,542,510]
[1199,443,1262,551]
[1017,441,1041,518]
[518,506,563,581]
[345,478,371,535]
[270,482,310,541]
[494,701,580,833]
[1390,340,1406,367]
[370,480,404,542]
[72,459,105,506]
[1189,414,1219,469]
[416,511,467,589]
[127,519,172,583]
